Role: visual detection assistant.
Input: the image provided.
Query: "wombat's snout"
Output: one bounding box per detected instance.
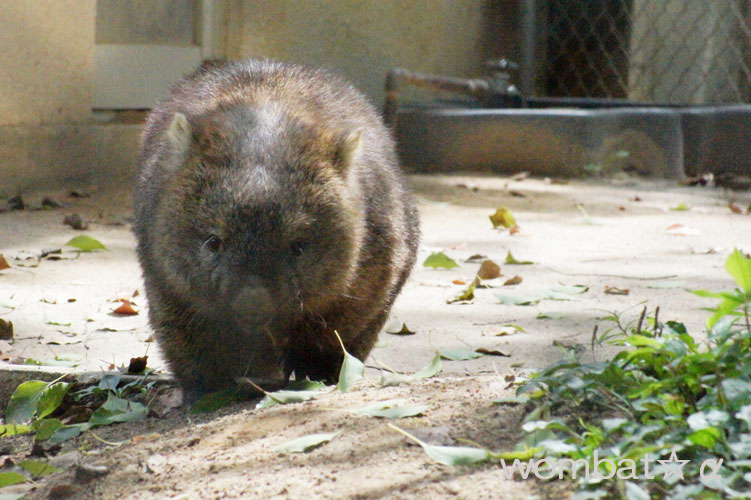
[230,278,273,326]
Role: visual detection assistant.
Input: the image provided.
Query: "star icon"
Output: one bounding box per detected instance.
[658,450,690,480]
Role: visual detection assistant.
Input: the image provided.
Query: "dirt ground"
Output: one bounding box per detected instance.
[1,174,750,499]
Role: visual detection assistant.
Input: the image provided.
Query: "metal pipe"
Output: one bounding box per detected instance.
[519,0,538,98]
[384,68,491,128]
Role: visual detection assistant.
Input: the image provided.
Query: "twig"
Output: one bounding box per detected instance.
[636,306,647,335]
[546,266,678,281]
[590,324,598,362]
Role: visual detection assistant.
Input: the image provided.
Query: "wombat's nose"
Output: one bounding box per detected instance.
[231,283,273,325]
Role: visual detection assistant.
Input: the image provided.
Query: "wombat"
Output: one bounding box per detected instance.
[133,59,419,402]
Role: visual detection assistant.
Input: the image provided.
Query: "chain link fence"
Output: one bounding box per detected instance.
[536,0,751,104]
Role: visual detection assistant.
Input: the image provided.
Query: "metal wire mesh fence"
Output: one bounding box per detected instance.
[536,0,751,104]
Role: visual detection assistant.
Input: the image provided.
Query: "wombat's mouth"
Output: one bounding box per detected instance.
[229,285,276,326]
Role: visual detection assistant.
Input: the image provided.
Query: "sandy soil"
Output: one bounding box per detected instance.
[1,174,750,499]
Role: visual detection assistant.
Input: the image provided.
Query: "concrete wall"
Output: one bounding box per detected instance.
[0,0,517,194]
[227,0,496,106]
[0,1,96,127]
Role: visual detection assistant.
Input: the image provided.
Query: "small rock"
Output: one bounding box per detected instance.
[47,483,83,499]
[144,453,167,474]
[8,195,24,210]
[63,213,88,230]
[41,197,63,209]
[74,463,109,482]
[409,426,454,446]
[477,260,501,280]
[49,451,80,470]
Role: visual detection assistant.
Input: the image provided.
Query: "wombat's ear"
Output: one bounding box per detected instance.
[166,112,192,157]
[335,129,363,171]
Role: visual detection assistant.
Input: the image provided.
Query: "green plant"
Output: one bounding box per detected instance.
[514,249,751,499]
[1,371,152,446]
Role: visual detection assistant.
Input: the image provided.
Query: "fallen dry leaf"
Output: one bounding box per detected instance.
[452,279,466,285]
[113,299,139,315]
[510,171,530,181]
[132,433,163,444]
[0,254,10,271]
[604,286,630,295]
[729,202,745,215]
[127,356,148,374]
[385,323,417,336]
[489,207,517,229]
[0,319,13,340]
[465,254,488,263]
[477,260,501,280]
[447,278,478,304]
[665,224,701,236]
[475,347,510,357]
[679,174,712,186]
[503,275,523,286]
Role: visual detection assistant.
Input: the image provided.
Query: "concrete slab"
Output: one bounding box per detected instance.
[396,105,751,178]
[1,175,749,383]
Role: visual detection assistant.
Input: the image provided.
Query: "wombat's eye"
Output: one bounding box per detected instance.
[290,240,305,257]
[202,235,222,252]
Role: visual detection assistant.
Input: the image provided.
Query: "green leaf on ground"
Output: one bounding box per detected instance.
[0,424,31,437]
[494,293,540,306]
[493,395,530,405]
[36,382,70,419]
[413,353,443,379]
[422,444,491,465]
[43,314,72,327]
[505,251,533,265]
[274,431,341,453]
[670,203,689,211]
[18,460,59,478]
[537,312,564,320]
[389,424,490,465]
[48,423,88,445]
[288,379,328,391]
[334,331,364,392]
[88,394,147,426]
[447,278,477,303]
[256,389,326,409]
[353,399,429,419]
[0,472,27,488]
[65,235,107,252]
[337,351,364,393]
[550,285,588,295]
[423,252,459,269]
[438,348,484,361]
[539,289,583,301]
[379,353,443,387]
[6,381,47,424]
[32,418,63,441]
[646,281,685,289]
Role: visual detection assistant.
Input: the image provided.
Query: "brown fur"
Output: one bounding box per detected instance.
[133,60,419,402]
